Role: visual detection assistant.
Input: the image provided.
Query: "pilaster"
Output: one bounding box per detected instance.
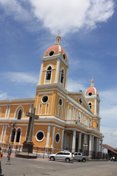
[46,125,51,148]
[72,130,76,153]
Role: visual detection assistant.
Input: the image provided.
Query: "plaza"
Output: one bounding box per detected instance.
[1,156,117,176]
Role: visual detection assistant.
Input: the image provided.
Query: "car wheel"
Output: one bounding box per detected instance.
[65,158,70,163]
[50,156,55,161]
[82,158,86,162]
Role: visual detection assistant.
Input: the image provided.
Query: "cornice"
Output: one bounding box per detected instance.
[0,98,34,104]
[0,116,101,137]
[42,54,68,67]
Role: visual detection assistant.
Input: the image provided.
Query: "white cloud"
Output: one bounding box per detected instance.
[0,0,31,21]
[100,88,117,147]
[29,0,114,35]
[67,79,86,92]
[2,72,38,84]
[0,0,114,35]
[112,131,117,137]
[100,89,117,108]
[0,91,9,100]
[101,126,117,147]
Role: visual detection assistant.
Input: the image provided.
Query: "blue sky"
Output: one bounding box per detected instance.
[0,0,117,147]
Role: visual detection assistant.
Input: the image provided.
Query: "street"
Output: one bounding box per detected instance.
[1,156,117,176]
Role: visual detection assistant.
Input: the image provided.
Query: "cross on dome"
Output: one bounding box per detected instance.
[90,79,94,87]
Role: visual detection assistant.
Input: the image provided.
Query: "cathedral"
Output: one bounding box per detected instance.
[0,36,103,158]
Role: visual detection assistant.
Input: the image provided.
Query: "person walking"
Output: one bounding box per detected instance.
[7,146,12,162]
[0,147,4,176]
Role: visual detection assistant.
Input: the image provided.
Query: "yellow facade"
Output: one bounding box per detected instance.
[0,36,102,158]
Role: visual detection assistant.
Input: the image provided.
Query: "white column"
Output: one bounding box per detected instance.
[46,125,51,148]
[72,130,76,153]
[78,133,82,151]
[65,69,68,88]
[96,138,99,152]
[0,125,5,142]
[14,129,17,144]
[83,134,88,145]
[61,129,64,150]
[3,125,7,143]
[66,105,69,120]
[7,106,10,118]
[83,134,88,154]
[94,99,97,115]
[89,135,94,158]
[55,59,60,83]
[5,105,8,118]
[38,63,43,85]
[51,126,55,149]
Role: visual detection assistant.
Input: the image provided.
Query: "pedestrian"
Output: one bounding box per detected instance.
[0,147,3,175]
[7,146,12,162]
[0,147,3,159]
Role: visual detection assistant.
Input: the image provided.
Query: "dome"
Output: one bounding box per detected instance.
[85,79,98,96]
[44,36,67,60]
[86,87,97,95]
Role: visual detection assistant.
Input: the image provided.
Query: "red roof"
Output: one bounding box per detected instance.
[44,44,66,56]
[86,86,97,95]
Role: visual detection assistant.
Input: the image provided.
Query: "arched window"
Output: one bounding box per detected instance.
[89,102,92,109]
[17,109,23,120]
[60,69,64,84]
[16,129,21,143]
[46,66,52,81]
[11,128,16,143]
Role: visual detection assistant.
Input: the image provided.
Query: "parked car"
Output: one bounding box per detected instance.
[49,151,74,163]
[73,152,87,162]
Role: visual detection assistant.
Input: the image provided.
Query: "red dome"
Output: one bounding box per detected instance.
[44,44,65,56]
[85,80,98,96]
[86,87,97,95]
[44,35,67,60]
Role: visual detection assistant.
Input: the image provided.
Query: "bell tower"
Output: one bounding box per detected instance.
[85,79,100,116]
[38,36,68,89]
[85,80,100,129]
[85,80,100,130]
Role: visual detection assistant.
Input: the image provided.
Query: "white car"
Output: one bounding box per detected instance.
[49,151,74,163]
[73,152,87,162]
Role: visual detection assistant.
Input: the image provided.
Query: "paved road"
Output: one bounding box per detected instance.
[1,157,117,176]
